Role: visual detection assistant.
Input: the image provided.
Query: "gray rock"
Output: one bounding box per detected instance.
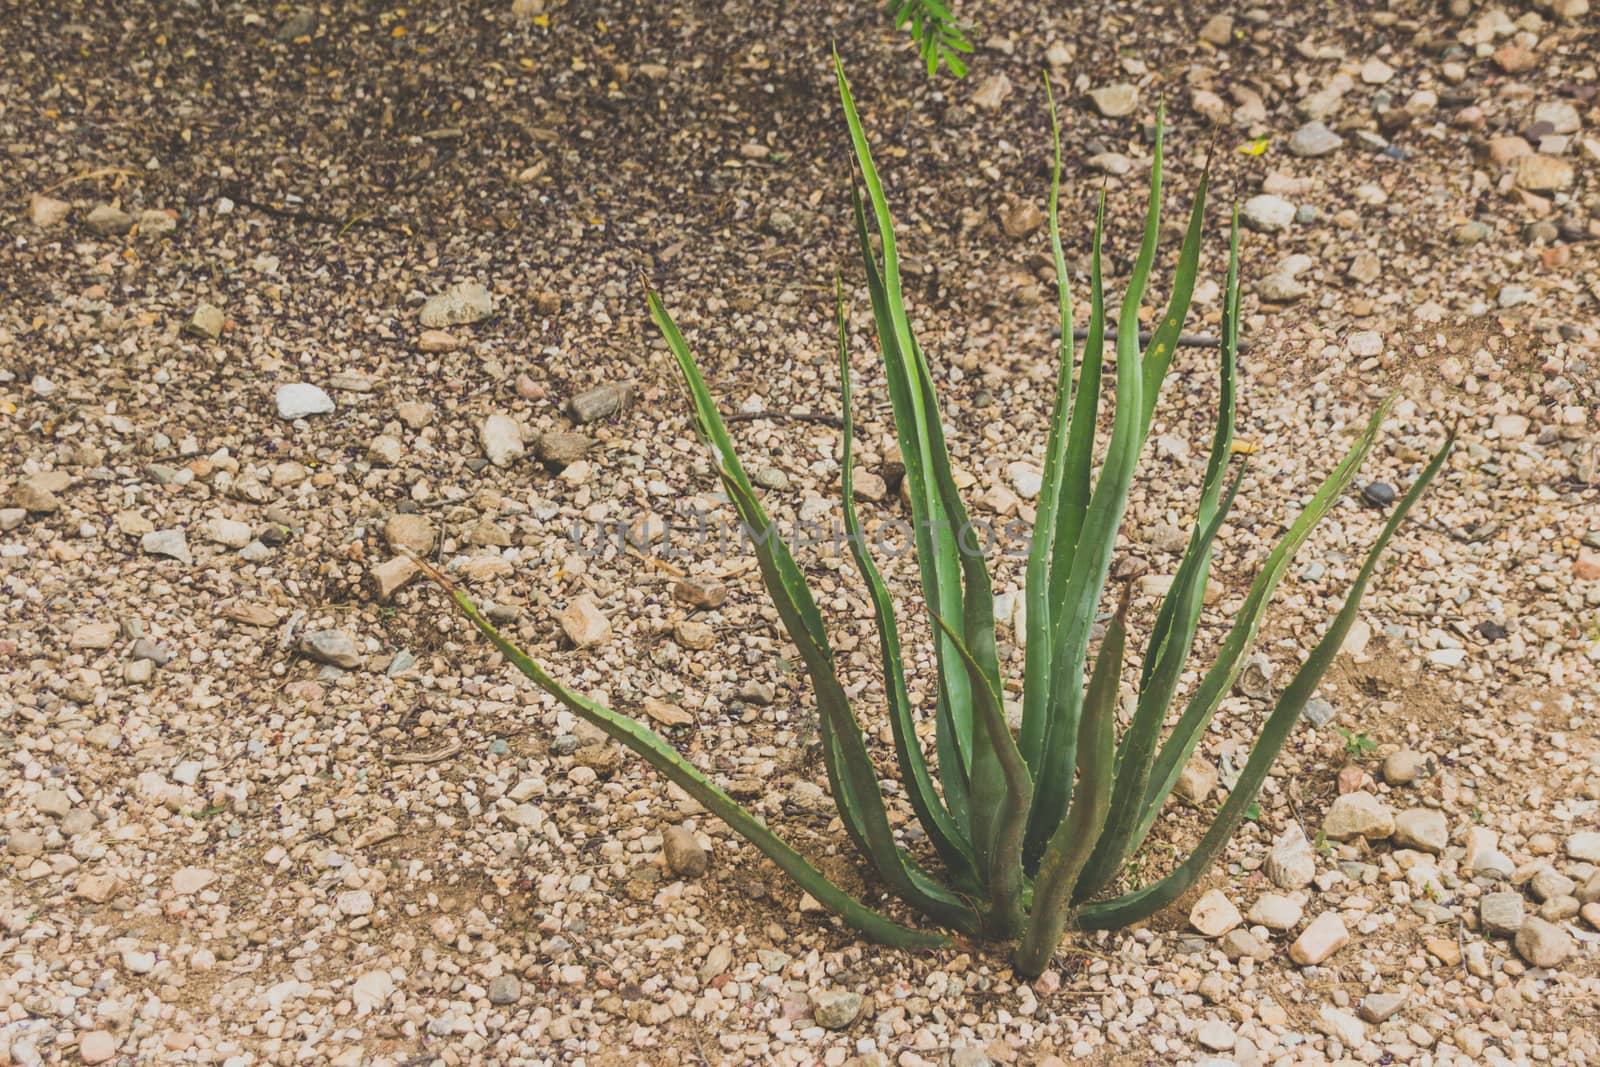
[419,281,495,327]
[568,381,635,424]
[487,974,522,1006]
[1288,121,1343,157]
[141,529,192,565]
[299,629,362,669]
[1360,992,1407,1024]
[275,383,335,419]
[1088,83,1138,118]
[1480,891,1525,935]
[275,9,319,40]
[812,988,864,1030]
[535,432,594,468]
[1301,697,1337,727]
[85,204,134,235]
[1241,194,1296,232]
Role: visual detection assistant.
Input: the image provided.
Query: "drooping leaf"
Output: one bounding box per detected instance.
[1078,424,1456,928]
[652,289,979,933]
[420,567,946,950]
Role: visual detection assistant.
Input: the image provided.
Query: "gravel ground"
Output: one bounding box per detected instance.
[3,1,1599,1065]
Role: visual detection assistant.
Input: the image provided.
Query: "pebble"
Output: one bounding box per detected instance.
[188,303,224,339]
[1189,889,1242,937]
[1392,808,1447,853]
[536,432,594,468]
[488,974,523,1006]
[85,203,134,235]
[1513,917,1573,968]
[419,280,495,326]
[569,382,635,423]
[1288,121,1342,157]
[1241,194,1296,233]
[1382,749,1424,785]
[663,825,709,878]
[78,1032,116,1064]
[558,596,611,647]
[480,413,526,467]
[1266,825,1317,890]
[1361,482,1396,507]
[1289,912,1349,965]
[1480,891,1525,935]
[1567,832,1600,862]
[30,193,70,227]
[675,576,728,609]
[141,529,192,565]
[371,556,420,601]
[1247,893,1304,932]
[275,383,335,419]
[299,629,362,668]
[1360,992,1407,1024]
[1195,1019,1236,1051]
[812,989,864,1030]
[1319,1005,1366,1048]
[1322,791,1395,841]
[1088,83,1138,118]
[1198,13,1233,45]
[172,867,219,895]
[351,970,394,1013]
[385,513,437,554]
[1513,154,1574,192]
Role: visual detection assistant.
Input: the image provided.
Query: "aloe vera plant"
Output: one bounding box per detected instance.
[422,59,1454,976]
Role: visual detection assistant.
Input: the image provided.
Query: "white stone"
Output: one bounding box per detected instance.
[480,414,525,467]
[275,383,335,419]
[1189,889,1242,937]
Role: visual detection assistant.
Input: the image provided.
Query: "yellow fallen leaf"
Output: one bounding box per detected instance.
[391,25,406,36]
[1231,439,1259,455]
[1238,136,1269,156]
[532,13,549,26]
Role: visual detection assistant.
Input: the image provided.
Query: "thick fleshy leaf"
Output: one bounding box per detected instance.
[838,58,976,796]
[1021,194,1107,784]
[1078,424,1456,928]
[1073,213,1242,903]
[416,564,945,950]
[1025,122,1161,865]
[652,290,979,933]
[1125,397,1398,861]
[1015,587,1128,976]
[836,285,980,891]
[1019,76,1078,784]
[930,610,1033,937]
